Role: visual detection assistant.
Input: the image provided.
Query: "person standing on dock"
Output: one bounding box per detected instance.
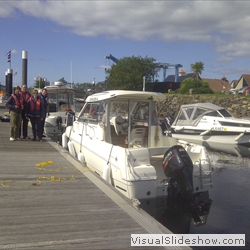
[5,86,23,141]
[25,89,45,142]
[38,88,49,137]
[19,84,31,139]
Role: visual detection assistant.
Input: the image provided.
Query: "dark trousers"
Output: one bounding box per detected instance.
[19,109,29,138]
[41,118,45,135]
[30,117,42,140]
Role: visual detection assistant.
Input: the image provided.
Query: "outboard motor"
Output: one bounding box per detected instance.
[160,191,212,232]
[161,115,174,134]
[56,116,63,130]
[163,145,194,198]
[65,109,75,127]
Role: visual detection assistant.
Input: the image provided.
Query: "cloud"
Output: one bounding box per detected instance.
[0,2,15,17]
[11,49,18,54]
[216,56,233,63]
[1,1,250,60]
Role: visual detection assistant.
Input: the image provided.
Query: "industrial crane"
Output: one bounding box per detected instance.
[105,54,182,82]
[104,54,119,64]
[154,63,183,82]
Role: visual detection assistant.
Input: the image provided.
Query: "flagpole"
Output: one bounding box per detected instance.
[14,69,17,85]
[6,50,11,69]
[9,50,11,69]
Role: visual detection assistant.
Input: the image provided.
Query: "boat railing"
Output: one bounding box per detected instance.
[194,159,213,189]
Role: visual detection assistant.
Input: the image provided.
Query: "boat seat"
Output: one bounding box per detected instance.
[113,116,124,135]
[129,127,147,148]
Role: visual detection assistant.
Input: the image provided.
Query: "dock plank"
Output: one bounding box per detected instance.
[0,104,190,250]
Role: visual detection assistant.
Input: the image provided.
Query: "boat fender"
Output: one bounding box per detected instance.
[62,133,68,149]
[67,141,76,157]
[102,163,111,183]
[78,152,86,164]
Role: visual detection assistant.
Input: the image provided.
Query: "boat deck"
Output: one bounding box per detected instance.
[0,103,191,250]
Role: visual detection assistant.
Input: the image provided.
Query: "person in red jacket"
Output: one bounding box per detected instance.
[25,89,45,142]
[5,86,23,141]
[19,84,31,139]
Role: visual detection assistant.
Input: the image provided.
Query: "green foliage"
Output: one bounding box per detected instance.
[75,83,92,90]
[190,61,204,79]
[178,78,214,94]
[34,77,47,89]
[105,56,155,91]
[58,77,67,83]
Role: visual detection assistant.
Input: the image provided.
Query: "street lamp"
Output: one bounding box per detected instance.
[143,76,146,91]
[34,76,40,89]
[44,78,47,87]
[92,77,96,90]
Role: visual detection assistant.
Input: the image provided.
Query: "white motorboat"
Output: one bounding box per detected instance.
[164,103,250,146]
[62,90,212,200]
[44,82,82,142]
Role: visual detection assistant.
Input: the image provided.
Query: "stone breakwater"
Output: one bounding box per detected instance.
[159,94,250,119]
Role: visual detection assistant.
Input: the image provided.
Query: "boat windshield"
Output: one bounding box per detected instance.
[203,111,221,117]
[217,109,233,118]
[78,100,106,123]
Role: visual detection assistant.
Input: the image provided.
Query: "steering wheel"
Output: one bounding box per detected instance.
[115,116,128,135]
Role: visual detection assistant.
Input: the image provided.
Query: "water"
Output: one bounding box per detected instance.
[191,149,250,249]
[140,147,250,250]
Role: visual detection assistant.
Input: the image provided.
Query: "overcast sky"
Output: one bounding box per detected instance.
[1,0,250,87]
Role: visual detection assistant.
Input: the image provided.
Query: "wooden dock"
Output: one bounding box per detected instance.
[0,103,191,250]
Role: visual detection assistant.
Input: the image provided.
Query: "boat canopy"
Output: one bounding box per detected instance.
[172,102,233,126]
[85,90,166,104]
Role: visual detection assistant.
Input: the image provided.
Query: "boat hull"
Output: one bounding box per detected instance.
[65,128,212,200]
[171,131,250,145]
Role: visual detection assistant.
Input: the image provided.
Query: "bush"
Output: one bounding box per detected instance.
[178,78,214,94]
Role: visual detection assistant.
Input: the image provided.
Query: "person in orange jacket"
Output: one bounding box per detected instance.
[25,89,45,142]
[19,84,31,139]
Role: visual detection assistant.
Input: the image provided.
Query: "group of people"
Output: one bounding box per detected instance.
[6,84,49,142]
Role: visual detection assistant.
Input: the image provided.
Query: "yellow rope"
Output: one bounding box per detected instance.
[35,161,54,167]
[1,180,15,188]
[1,161,92,188]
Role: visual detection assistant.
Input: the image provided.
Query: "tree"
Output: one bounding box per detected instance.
[34,77,47,89]
[105,56,155,91]
[58,77,67,84]
[190,61,204,80]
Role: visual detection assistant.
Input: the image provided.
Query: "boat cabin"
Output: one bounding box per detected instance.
[172,102,233,127]
[45,83,76,112]
[76,91,165,148]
